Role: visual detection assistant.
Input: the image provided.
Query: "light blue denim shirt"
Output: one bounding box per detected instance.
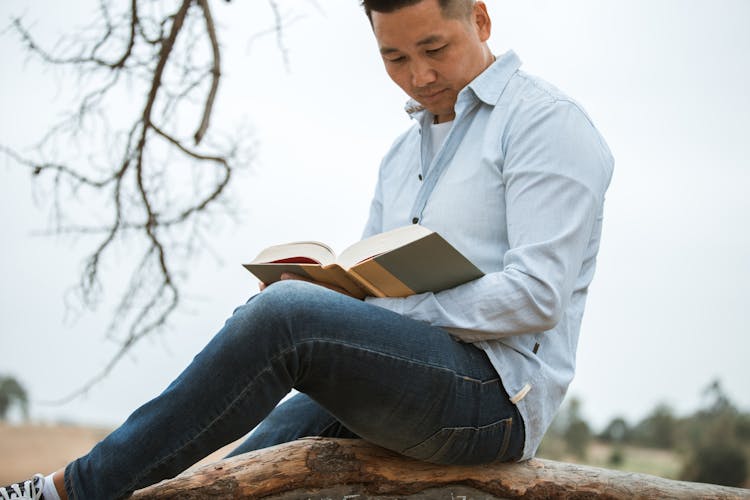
[362,51,614,459]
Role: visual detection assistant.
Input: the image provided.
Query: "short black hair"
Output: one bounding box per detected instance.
[361,0,474,23]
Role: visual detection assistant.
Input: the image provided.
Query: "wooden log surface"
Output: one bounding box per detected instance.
[132,437,750,499]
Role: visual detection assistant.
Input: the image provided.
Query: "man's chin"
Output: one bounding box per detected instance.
[416,96,456,121]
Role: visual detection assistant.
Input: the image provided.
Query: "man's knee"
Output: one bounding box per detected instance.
[228,280,332,340]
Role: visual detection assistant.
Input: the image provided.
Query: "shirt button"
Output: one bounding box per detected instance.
[418,174,423,181]
[412,217,419,224]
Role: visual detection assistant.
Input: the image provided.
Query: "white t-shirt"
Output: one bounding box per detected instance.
[429,120,453,162]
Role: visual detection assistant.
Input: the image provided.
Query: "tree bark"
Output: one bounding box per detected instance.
[132,437,750,499]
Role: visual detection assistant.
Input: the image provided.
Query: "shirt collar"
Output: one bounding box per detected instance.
[404,50,522,120]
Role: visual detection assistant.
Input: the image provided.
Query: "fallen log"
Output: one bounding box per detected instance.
[132,437,750,499]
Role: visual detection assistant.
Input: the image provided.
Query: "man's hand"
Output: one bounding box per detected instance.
[259,272,360,299]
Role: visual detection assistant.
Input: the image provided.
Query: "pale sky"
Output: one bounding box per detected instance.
[1,0,748,432]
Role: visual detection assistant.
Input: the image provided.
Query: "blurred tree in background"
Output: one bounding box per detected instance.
[0,375,29,421]
[598,416,630,443]
[538,396,592,460]
[629,402,677,449]
[561,397,593,459]
[597,416,629,466]
[679,380,749,487]
[682,444,747,488]
[539,379,749,487]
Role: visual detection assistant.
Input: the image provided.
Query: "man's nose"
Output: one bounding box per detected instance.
[411,59,437,88]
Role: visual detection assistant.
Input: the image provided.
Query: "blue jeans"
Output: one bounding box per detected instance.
[65,281,524,499]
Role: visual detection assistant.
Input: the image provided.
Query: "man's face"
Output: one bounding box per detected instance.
[371,0,492,123]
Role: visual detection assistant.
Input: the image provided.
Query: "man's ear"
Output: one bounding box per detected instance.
[474,1,492,42]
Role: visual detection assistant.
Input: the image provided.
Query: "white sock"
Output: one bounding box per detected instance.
[42,474,61,500]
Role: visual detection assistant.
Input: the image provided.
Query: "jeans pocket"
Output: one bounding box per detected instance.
[401,417,513,465]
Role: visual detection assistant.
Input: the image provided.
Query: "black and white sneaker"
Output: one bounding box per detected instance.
[0,474,45,500]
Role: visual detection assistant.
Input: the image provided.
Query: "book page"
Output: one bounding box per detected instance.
[337,224,433,271]
[249,241,337,266]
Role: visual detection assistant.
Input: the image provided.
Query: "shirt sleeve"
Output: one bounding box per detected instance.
[365,100,613,341]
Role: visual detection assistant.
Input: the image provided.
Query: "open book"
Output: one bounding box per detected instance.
[243,224,484,299]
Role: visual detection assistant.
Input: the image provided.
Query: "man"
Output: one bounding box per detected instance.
[2,0,612,498]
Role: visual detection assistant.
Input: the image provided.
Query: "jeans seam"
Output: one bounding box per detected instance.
[119,338,366,494]
[317,417,342,437]
[293,338,499,384]
[117,336,494,496]
[117,341,302,497]
[402,417,513,462]
[496,417,513,460]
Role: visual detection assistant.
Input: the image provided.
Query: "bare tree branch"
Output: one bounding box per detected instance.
[3,0,322,403]
[2,0,253,402]
[268,0,290,69]
[194,0,221,145]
